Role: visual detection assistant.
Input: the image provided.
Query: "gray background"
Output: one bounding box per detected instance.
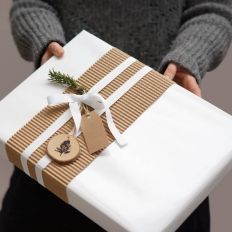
[0,1,232,231]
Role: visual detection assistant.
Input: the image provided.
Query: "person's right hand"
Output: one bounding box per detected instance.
[40,42,64,65]
[164,63,201,97]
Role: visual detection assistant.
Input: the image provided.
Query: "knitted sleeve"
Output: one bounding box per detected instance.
[10,0,66,67]
[159,0,232,83]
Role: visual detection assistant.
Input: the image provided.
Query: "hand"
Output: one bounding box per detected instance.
[40,42,64,65]
[164,63,201,97]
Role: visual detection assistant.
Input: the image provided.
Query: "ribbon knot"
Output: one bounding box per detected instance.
[47,92,127,147]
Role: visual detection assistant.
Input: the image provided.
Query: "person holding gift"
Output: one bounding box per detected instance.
[0,0,231,231]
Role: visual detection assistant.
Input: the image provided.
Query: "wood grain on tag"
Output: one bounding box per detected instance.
[81,111,109,154]
[47,134,80,164]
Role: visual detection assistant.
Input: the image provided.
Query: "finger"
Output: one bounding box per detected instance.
[163,63,177,80]
[173,73,202,97]
[40,50,52,65]
[184,75,202,97]
[48,42,64,57]
[191,85,202,97]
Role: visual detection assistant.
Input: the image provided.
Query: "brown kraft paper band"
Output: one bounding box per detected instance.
[5,48,173,202]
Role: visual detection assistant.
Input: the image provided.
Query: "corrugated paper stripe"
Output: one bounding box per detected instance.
[5,48,173,201]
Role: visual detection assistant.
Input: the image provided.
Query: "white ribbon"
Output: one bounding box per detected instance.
[25,59,151,186]
[21,56,136,180]
[47,92,127,146]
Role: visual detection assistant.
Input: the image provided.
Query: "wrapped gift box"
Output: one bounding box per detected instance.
[1,30,232,232]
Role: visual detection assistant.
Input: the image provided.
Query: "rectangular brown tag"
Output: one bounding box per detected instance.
[81,111,109,154]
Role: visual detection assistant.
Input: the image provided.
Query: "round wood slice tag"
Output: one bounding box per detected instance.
[47,134,80,164]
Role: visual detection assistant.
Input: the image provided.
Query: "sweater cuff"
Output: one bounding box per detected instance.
[10,1,66,68]
[158,48,201,84]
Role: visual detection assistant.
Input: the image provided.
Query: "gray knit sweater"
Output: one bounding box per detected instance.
[10,0,232,82]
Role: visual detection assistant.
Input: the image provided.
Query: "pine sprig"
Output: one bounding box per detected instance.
[48,69,86,94]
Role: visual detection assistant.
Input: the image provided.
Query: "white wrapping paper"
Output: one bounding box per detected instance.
[0,30,232,232]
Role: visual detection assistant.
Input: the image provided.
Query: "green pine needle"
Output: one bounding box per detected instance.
[48,69,86,94]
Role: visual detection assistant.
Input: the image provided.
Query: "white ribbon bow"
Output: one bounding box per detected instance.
[47,92,127,147]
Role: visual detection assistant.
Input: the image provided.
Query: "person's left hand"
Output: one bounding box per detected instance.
[164,63,201,97]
